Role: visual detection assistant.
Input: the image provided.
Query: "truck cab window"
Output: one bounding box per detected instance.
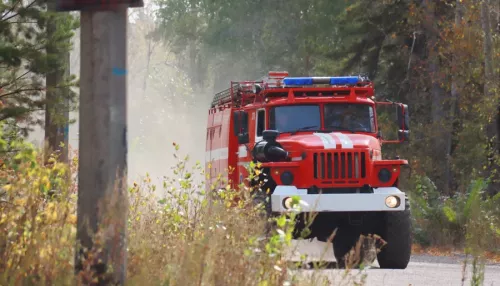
[324,103,375,133]
[270,105,320,133]
[256,109,266,137]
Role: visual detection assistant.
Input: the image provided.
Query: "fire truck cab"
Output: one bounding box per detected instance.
[205,71,412,269]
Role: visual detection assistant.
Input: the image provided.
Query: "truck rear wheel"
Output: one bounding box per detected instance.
[376,200,412,269]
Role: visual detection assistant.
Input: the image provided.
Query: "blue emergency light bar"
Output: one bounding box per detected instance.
[283,76,361,86]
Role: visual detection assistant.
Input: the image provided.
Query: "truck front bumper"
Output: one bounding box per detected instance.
[271,186,406,212]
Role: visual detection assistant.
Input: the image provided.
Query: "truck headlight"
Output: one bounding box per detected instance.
[385,195,400,208]
[283,197,294,209]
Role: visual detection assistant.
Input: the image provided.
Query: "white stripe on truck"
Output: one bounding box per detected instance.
[331,132,353,149]
[205,147,229,162]
[313,133,337,149]
[238,145,248,158]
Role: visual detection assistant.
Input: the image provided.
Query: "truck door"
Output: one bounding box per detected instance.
[236,108,266,185]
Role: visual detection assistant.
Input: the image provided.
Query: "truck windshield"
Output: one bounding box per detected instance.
[270,105,321,133]
[324,103,375,133]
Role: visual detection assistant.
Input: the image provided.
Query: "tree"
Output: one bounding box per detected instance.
[154,0,348,90]
[44,4,78,164]
[0,0,78,139]
[480,0,499,195]
[152,0,500,197]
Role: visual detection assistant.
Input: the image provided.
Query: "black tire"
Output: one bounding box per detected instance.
[250,167,276,236]
[376,199,412,269]
[332,227,360,269]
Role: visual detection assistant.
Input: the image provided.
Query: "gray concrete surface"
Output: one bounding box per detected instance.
[286,239,500,286]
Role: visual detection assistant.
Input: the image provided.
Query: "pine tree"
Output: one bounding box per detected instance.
[0,0,79,137]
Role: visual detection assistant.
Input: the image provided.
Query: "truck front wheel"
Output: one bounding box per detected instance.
[333,227,359,268]
[376,200,412,269]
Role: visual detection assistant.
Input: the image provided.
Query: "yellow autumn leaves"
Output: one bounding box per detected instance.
[0,140,78,284]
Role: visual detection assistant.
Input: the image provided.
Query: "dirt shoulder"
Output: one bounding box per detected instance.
[411,244,500,264]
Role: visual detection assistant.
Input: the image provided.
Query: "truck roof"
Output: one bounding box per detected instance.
[210,71,375,109]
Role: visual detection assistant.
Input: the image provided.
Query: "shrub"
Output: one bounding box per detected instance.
[0,128,76,285]
[409,174,500,252]
[0,137,369,285]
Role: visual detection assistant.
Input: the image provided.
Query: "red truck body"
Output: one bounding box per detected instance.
[205,72,408,191]
[205,71,412,269]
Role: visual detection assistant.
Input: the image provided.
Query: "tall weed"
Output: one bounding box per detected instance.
[410,173,500,249]
[409,174,500,285]
[0,136,363,285]
[0,129,77,285]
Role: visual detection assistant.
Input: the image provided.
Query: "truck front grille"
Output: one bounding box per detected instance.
[313,151,367,180]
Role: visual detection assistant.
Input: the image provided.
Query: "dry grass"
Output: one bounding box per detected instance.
[0,142,371,286]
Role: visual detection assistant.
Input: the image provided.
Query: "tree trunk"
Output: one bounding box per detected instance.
[45,10,70,164]
[482,0,494,89]
[444,0,465,193]
[367,35,385,80]
[422,0,448,193]
[495,0,500,35]
[481,0,499,195]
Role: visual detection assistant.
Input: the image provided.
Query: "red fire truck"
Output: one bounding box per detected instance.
[205,71,411,269]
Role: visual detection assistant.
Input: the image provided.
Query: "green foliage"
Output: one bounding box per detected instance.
[152,0,500,253]
[444,179,500,254]
[409,174,500,254]
[0,121,75,285]
[1,134,367,285]
[441,178,500,286]
[0,1,79,134]
[153,0,348,91]
[1,0,499,283]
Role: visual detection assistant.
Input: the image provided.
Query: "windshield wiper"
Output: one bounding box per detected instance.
[289,125,319,135]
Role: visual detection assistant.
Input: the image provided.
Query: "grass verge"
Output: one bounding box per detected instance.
[0,140,373,285]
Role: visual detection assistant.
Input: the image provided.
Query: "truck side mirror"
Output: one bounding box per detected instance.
[397,104,410,131]
[397,104,410,143]
[233,110,250,144]
[377,101,411,144]
[377,130,383,139]
[398,130,410,142]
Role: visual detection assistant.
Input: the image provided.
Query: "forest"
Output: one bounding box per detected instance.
[1,0,499,285]
[152,0,500,247]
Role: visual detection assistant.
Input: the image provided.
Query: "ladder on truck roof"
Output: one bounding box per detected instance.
[210,81,264,108]
[210,71,291,108]
[210,72,373,108]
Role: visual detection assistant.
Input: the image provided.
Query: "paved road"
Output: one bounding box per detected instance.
[285,239,500,286]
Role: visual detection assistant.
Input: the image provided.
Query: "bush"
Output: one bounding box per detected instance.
[0,127,77,285]
[409,174,500,253]
[124,148,300,285]
[0,136,371,285]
